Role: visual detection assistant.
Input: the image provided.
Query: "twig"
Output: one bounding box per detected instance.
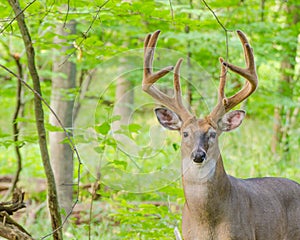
[88,179,100,240]
[88,127,106,239]
[59,0,110,66]
[73,69,96,121]
[168,0,174,22]
[0,0,36,34]
[11,54,23,188]
[3,54,24,201]
[174,226,182,240]
[63,0,71,28]
[201,0,231,61]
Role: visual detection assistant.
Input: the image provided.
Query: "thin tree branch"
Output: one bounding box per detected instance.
[0,0,36,34]
[3,54,24,201]
[63,0,71,28]
[201,0,231,61]
[168,0,174,22]
[73,68,96,121]
[59,0,110,66]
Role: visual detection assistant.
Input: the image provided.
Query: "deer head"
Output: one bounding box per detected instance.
[143,30,258,179]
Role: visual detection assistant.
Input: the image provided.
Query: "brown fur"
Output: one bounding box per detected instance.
[181,119,300,240]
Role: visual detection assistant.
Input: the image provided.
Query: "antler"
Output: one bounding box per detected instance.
[210,30,258,121]
[143,30,193,122]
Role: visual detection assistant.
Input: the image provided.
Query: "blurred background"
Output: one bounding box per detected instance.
[0,0,299,239]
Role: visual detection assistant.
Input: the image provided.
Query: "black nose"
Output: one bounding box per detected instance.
[192,150,206,163]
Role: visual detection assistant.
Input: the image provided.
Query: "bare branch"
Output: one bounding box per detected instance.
[3,54,24,201]
[201,0,231,61]
[63,0,71,28]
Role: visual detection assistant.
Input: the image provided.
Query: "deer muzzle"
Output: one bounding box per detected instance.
[191,149,207,164]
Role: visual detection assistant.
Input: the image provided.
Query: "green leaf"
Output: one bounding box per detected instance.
[95,122,110,135]
[172,143,180,151]
[103,137,117,148]
[94,145,105,153]
[108,160,128,170]
[110,115,121,122]
[128,123,142,133]
[45,123,64,132]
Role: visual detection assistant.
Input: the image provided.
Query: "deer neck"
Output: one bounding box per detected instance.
[181,142,231,215]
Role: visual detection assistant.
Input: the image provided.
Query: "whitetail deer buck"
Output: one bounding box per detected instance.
[142,30,300,240]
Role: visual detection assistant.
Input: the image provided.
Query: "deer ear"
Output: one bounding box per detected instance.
[217,110,245,132]
[155,108,182,131]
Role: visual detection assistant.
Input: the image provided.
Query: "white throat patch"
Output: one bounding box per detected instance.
[195,158,217,181]
[183,158,217,182]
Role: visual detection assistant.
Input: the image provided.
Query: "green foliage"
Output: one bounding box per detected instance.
[112,201,179,239]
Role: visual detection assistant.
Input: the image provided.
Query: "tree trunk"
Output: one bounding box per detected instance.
[184,0,194,110]
[114,76,134,128]
[49,20,76,218]
[271,1,299,157]
[112,67,135,155]
[7,0,63,239]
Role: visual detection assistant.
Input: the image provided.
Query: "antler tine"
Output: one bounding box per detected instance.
[174,59,184,106]
[208,58,228,120]
[210,30,258,122]
[218,57,227,104]
[173,58,193,119]
[142,30,192,122]
[143,30,174,89]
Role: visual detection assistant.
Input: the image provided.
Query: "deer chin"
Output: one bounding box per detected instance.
[196,158,217,180]
[183,157,217,182]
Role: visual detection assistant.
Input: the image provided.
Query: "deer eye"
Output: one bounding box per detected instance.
[210,131,216,139]
[183,132,189,138]
[208,129,217,145]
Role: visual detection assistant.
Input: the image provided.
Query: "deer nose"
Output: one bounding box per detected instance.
[192,150,207,163]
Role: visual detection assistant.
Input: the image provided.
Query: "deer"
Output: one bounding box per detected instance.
[142,30,300,240]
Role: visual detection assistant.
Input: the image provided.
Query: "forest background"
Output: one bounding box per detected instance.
[0,0,299,239]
